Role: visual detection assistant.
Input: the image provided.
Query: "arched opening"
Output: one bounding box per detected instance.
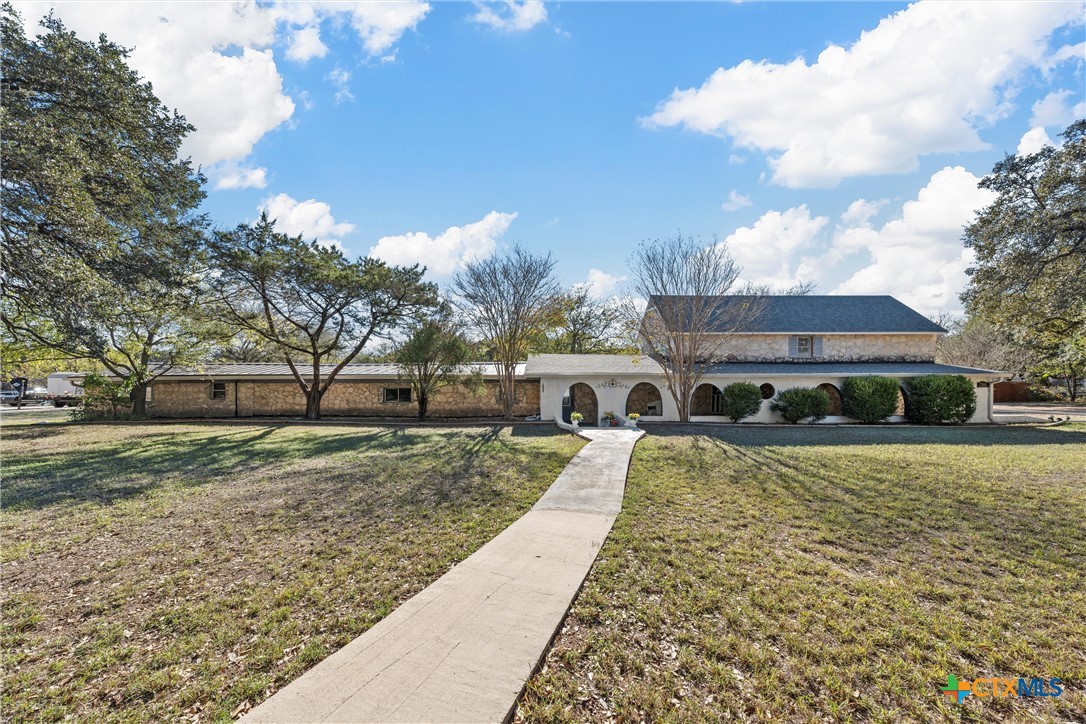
[895,387,906,416]
[625,382,663,417]
[818,383,843,416]
[561,382,599,425]
[692,383,724,416]
[759,383,775,400]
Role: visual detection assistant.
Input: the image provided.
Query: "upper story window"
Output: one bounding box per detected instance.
[790,335,822,358]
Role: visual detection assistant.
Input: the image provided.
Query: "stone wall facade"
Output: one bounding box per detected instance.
[711,333,937,362]
[148,378,540,418]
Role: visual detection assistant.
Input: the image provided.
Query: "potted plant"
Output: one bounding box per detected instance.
[570,411,583,430]
[627,412,640,428]
[603,410,619,427]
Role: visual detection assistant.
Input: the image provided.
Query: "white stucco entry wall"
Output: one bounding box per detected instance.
[534,361,998,425]
[539,374,680,425]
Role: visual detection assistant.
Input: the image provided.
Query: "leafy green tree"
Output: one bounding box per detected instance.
[1,7,211,415]
[394,308,479,419]
[962,120,1085,384]
[533,285,635,354]
[207,214,437,419]
[1030,331,1084,401]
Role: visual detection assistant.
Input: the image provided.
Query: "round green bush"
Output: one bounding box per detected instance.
[770,386,830,424]
[904,374,977,424]
[841,376,900,423]
[719,381,763,422]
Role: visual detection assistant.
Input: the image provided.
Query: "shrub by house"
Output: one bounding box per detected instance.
[841,376,900,423]
[904,374,976,424]
[719,382,763,422]
[770,387,830,424]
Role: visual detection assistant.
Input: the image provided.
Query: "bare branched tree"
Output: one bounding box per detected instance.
[453,246,559,419]
[935,314,1031,375]
[627,234,763,421]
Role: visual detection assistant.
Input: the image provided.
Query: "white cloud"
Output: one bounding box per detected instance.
[645,2,1082,187]
[721,190,752,212]
[1017,127,1054,156]
[260,193,356,249]
[286,25,328,62]
[1030,89,1086,129]
[22,1,429,167]
[213,165,268,190]
[722,205,828,287]
[326,66,355,103]
[839,198,886,227]
[584,269,626,298]
[471,1,548,32]
[368,211,518,276]
[831,166,996,315]
[344,1,431,56]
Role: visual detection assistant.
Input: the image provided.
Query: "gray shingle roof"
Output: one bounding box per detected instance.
[525,354,664,376]
[648,295,947,334]
[698,361,1001,377]
[526,355,1001,378]
[153,362,525,379]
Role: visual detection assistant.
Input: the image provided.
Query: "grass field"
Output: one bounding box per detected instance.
[518,423,1086,723]
[0,419,583,721]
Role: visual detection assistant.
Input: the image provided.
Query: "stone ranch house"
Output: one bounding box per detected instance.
[146,296,1001,423]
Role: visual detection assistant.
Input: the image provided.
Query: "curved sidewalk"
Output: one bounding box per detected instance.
[244,427,643,724]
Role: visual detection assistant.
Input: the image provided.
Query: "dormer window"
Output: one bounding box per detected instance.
[796,336,813,357]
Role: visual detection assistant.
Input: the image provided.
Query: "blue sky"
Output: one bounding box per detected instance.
[20,1,1086,314]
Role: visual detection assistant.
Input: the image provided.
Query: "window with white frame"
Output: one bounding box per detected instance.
[210,381,227,400]
[794,335,814,357]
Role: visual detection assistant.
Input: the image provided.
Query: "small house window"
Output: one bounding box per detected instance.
[211,381,227,400]
[795,336,813,356]
[383,387,412,403]
[759,383,775,400]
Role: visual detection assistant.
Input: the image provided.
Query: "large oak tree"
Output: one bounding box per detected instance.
[1,7,211,414]
[207,214,437,419]
[962,119,1085,398]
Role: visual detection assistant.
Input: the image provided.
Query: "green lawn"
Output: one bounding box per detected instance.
[0,420,583,722]
[519,424,1086,723]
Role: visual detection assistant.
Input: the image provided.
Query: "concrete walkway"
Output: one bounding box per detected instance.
[244,427,643,724]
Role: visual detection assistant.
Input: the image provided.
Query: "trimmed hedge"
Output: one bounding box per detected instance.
[842,376,900,423]
[719,382,763,422]
[904,374,976,424]
[770,386,830,424]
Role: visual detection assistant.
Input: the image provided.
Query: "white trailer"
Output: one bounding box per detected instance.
[47,372,86,407]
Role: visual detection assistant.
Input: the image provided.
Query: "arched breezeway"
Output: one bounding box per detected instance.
[561,382,599,425]
[818,383,843,416]
[625,382,664,417]
[691,383,724,416]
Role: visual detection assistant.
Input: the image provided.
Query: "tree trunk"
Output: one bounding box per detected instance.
[305,387,322,420]
[130,383,148,418]
[502,367,515,420]
[418,391,428,420]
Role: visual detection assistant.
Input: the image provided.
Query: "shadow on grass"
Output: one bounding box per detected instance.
[1,424,564,512]
[676,430,1086,571]
[642,423,1086,447]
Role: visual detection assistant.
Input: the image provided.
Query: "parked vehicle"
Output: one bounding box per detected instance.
[47,372,85,407]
